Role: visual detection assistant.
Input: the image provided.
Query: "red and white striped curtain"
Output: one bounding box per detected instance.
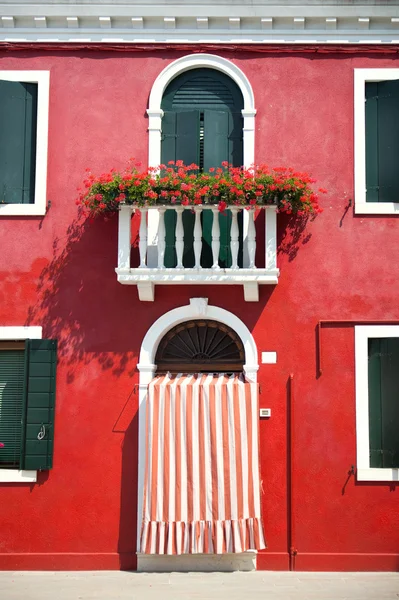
[140,373,266,555]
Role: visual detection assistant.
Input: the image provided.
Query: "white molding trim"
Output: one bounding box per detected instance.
[0,326,42,339]
[0,469,37,483]
[354,68,399,216]
[355,325,399,482]
[136,298,259,554]
[1,4,399,44]
[0,325,42,483]
[0,71,50,217]
[147,53,256,169]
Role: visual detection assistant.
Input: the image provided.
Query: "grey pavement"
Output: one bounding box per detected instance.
[1,571,399,600]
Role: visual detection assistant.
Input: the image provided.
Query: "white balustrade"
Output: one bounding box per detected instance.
[247,207,256,268]
[230,207,240,270]
[193,207,202,269]
[138,207,148,268]
[211,207,221,270]
[116,204,279,302]
[175,207,184,269]
[157,207,166,269]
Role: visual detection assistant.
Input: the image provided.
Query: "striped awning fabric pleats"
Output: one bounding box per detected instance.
[140,373,266,555]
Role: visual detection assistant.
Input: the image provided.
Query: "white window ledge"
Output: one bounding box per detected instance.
[357,468,399,483]
[0,469,37,483]
[355,202,399,215]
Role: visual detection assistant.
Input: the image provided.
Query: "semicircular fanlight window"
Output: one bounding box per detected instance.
[155,320,245,373]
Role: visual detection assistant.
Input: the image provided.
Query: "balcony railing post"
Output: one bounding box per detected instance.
[247,207,256,268]
[157,207,166,269]
[138,207,148,268]
[230,207,240,269]
[175,207,184,268]
[211,207,220,269]
[265,205,277,270]
[194,206,203,269]
[117,205,133,270]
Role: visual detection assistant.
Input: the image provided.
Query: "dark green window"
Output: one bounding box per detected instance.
[368,338,399,468]
[0,80,38,204]
[161,68,244,268]
[365,80,399,203]
[0,339,57,471]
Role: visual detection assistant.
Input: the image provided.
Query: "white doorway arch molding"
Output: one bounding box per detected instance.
[137,297,259,383]
[147,53,256,169]
[136,298,259,565]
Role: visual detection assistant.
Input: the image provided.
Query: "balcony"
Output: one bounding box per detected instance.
[116,204,279,301]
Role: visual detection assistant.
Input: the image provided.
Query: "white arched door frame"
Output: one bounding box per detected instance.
[136,298,259,554]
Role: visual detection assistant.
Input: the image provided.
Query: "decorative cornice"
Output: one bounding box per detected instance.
[1,3,399,44]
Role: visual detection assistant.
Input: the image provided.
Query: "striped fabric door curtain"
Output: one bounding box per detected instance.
[140,373,266,555]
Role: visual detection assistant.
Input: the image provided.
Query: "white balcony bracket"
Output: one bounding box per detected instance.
[138,282,155,302]
[244,282,259,302]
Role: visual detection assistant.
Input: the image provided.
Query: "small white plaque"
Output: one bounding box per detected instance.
[261,351,277,364]
[259,408,271,418]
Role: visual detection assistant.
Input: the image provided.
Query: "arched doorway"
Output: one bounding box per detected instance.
[136,300,262,571]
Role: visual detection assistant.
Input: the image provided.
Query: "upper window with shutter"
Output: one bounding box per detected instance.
[161,68,244,172]
[0,71,49,217]
[355,325,399,482]
[354,69,399,215]
[0,328,57,483]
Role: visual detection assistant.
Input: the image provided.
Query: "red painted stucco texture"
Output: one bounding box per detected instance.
[0,47,398,571]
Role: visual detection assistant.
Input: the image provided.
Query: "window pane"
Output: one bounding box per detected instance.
[0,81,37,205]
[368,338,399,468]
[0,350,25,467]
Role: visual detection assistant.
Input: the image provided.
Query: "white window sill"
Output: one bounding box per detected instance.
[355,202,399,215]
[0,469,37,483]
[0,203,46,216]
[357,468,399,482]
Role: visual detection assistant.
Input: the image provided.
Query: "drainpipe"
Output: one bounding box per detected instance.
[288,373,297,571]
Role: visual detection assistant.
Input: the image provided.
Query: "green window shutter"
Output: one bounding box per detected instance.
[0,350,25,467]
[201,111,243,268]
[0,80,37,205]
[20,339,57,471]
[365,80,399,203]
[368,338,399,468]
[161,111,200,268]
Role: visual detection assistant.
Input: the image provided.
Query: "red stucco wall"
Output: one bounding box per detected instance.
[0,46,398,571]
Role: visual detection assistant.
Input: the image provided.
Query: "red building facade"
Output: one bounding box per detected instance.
[1,1,399,573]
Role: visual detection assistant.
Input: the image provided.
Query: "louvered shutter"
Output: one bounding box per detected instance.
[0,350,25,467]
[0,80,37,204]
[20,339,57,471]
[365,80,399,203]
[161,111,200,268]
[368,338,399,468]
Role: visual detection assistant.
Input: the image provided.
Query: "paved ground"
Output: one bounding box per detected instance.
[0,571,399,600]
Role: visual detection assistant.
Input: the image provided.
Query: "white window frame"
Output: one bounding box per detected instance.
[0,325,42,483]
[354,68,399,215]
[355,325,399,482]
[0,71,50,216]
